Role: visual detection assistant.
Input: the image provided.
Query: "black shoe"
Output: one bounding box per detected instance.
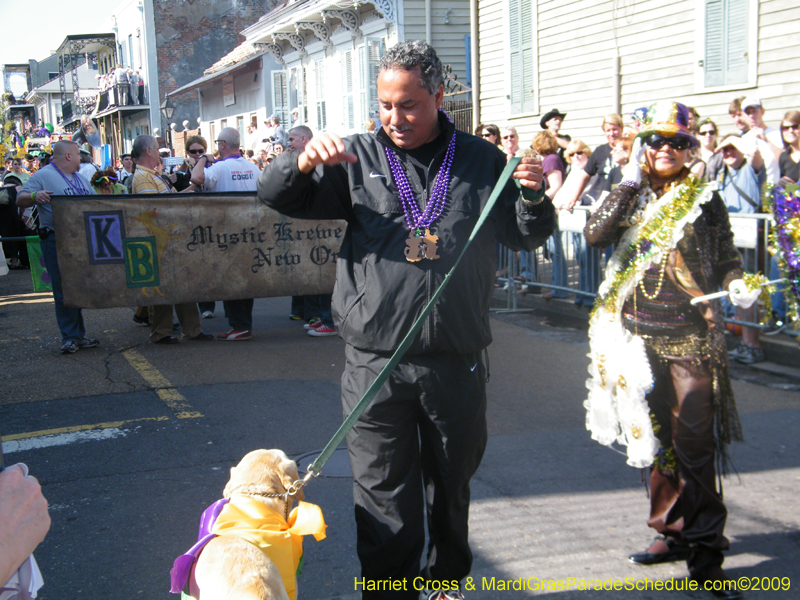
[132,314,150,326]
[690,565,743,599]
[188,332,214,341]
[629,536,691,565]
[153,335,179,344]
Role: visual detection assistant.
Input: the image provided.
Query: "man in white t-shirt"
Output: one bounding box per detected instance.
[191,127,261,340]
[741,97,784,185]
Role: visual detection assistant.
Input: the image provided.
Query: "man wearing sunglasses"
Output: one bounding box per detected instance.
[584,101,747,599]
[501,126,519,157]
[741,97,783,185]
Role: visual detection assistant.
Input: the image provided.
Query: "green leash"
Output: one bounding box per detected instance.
[305,157,523,478]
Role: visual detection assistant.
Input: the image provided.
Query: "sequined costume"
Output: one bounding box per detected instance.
[584,166,743,575]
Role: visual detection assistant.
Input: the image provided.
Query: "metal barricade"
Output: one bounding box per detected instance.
[493,207,598,311]
[493,209,796,337]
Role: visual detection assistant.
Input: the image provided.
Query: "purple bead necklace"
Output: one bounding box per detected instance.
[50,162,91,195]
[384,125,456,261]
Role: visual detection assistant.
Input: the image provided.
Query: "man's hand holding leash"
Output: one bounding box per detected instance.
[512,156,544,191]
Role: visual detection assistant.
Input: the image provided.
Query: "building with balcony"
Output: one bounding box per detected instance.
[174,0,472,144]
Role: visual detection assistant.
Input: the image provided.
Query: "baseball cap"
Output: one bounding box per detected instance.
[717,134,751,155]
[741,97,762,111]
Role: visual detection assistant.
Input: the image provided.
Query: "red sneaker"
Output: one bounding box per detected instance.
[307,325,337,337]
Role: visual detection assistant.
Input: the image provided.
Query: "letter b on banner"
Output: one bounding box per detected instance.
[124,237,159,287]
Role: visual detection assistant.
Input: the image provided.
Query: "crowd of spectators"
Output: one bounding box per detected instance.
[476,94,799,364]
[3,94,798,361]
[2,113,338,355]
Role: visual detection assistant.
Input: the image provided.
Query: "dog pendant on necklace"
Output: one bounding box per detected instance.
[405,228,440,262]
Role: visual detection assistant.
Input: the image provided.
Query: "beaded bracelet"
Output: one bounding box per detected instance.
[521,194,545,207]
[619,180,640,190]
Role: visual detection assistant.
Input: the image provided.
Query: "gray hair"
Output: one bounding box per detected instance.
[379,40,444,95]
[217,126,240,149]
[131,135,157,160]
[289,125,313,140]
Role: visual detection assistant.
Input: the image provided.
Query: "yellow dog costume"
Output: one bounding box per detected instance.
[171,496,327,600]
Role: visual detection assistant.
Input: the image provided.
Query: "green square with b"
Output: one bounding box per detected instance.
[124,236,160,288]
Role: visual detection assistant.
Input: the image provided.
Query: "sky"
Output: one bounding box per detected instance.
[0,0,114,95]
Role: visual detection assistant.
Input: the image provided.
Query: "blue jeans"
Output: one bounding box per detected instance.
[41,234,85,343]
[769,255,787,320]
[547,228,569,297]
[303,294,334,327]
[572,233,601,305]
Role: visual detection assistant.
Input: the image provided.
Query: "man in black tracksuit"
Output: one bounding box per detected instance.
[257,41,555,600]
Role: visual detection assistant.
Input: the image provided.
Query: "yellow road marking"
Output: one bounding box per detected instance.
[0,336,43,343]
[0,298,54,307]
[122,349,203,419]
[3,416,170,442]
[3,340,202,446]
[0,292,52,300]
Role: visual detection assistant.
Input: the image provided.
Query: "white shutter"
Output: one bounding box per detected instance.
[272,70,289,125]
[315,59,327,131]
[341,49,355,131]
[366,38,384,122]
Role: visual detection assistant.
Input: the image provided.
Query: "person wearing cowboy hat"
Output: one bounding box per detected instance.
[540,108,571,165]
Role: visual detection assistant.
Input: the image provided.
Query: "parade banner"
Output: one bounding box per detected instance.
[51,193,345,309]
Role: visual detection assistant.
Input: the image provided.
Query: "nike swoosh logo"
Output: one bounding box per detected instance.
[471,363,478,372]
[369,171,386,178]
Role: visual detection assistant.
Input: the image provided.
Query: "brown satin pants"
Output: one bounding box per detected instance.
[646,356,729,572]
[150,303,201,342]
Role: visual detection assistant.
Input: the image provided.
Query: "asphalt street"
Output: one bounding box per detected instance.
[1,266,799,599]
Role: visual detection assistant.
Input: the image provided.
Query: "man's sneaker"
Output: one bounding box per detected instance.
[217,329,252,341]
[60,340,78,354]
[427,590,466,600]
[77,337,99,349]
[153,335,179,344]
[201,310,214,319]
[728,342,749,361]
[735,344,765,364]
[132,314,150,326]
[308,325,337,337]
[289,314,304,321]
[304,318,323,330]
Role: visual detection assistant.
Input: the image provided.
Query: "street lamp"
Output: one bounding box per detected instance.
[160,95,175,153]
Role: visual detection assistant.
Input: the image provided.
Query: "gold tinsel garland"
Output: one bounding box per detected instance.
[591,176,706,318]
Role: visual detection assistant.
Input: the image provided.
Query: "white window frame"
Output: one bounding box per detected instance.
[312,58,327,132]
[341,47,357,133]
[504,0,539,120]
[693,0,758,93]
[360,37,384,126]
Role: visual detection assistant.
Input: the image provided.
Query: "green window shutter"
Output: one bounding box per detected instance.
[704,0,749,87]
[509,0,534,115]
